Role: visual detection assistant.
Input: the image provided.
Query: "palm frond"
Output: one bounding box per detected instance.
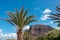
[24,16,36,25]
[54,21,60,27]
[18,7,24,26]
[54,21,60,23]
[7,12,16,20]
[56,6,60,12]
[24,9,29,18]
[49,4,60,27]
[24,20,37,26]
[1,18,15,26]
[15,9,19,18]
[26,15,36,20]
[15,9,19,25]
[48,16,60,20]
[51,13,60,17]
[7,12,17,25]
[19,7,24,18]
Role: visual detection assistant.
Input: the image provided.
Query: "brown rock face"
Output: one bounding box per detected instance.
[29,24,53,40]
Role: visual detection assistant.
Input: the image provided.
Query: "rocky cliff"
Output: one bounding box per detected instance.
[29,24,53,40]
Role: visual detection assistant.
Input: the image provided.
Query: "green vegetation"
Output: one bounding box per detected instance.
[36,29,60,40]
[23,30,30,40]
[44,29,60,40]
[2,7,37,40]
[35,36,44,40]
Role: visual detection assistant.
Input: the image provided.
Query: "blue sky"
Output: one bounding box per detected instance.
[0,0,60,39]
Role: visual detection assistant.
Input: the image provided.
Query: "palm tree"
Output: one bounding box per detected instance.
[2,7,37,40]
[49,4,60,27]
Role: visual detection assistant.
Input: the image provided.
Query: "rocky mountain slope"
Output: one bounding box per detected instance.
[29,24,53,40]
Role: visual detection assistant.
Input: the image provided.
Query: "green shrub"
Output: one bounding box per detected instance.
[36,29,60,40]
[23,30,31,40]
[44,29,60,40]
[35,36,44,40]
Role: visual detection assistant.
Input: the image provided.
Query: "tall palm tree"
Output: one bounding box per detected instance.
[2,7,37,40]
[49,4,60,27]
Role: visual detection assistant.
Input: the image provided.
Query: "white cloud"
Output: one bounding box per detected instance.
[43,9,51,14]
[0,33,17,40]
[3,34,8,37]
[55,27,60,30]
[0,26,30,39]
[50,21,54,24]
[0,29,17,40]
[5,33,17,39]
[23,26,30,30]
[40,8,51,20]
[0,29,2,32]
[0,33,4,37]
[41,14,50,20]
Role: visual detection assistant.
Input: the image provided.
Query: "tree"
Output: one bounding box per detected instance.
[49,4,60,27]
[44,29,60,40]
[2,7,37,40]
[35,36,44,40]
[36,29,60,40]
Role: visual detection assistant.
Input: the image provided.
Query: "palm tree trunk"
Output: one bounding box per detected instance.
[17,30,23,40]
